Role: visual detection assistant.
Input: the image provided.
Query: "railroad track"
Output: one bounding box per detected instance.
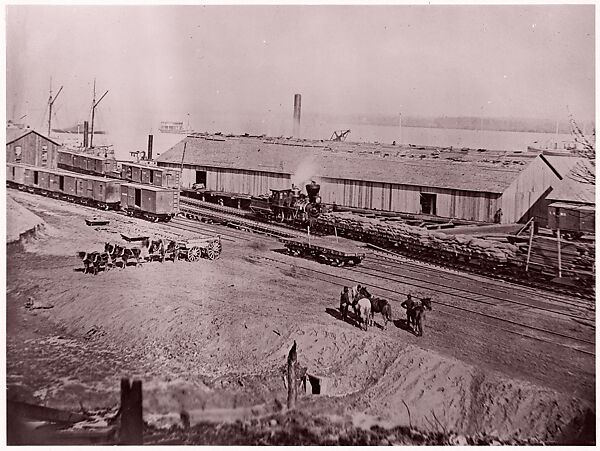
[168,209,595,321]
[257,254,595,357]
[178,197,595,300]
[366,251,595,320]
[179,198,306,239]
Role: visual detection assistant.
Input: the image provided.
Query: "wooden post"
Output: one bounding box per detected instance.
[287,341,297,410]
[120,378,143,445]
[334,224,339,243]
[525,220,534,272]
[557,228,562,278]
[307,226,311,246]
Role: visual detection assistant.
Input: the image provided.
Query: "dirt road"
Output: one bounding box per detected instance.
[6,190,595,443]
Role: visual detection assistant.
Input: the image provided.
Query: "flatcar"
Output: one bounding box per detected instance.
[249,181,326,223]
[547,202,595,240]
[120,182,178,222]
[57,149,119,177]
[7,162,122,210]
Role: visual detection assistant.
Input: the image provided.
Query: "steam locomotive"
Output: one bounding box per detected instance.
[249,181,326,223]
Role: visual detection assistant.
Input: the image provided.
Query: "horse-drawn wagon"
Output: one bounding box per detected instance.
[280,235,366,266]
[177,236,222,261]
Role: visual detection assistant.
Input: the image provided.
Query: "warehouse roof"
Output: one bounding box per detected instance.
[6,127,61,146]
[543,155,595,204]
[156,133,541,193]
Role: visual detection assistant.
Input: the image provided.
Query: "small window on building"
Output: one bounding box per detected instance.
[12,167,15,178]
[126,166,133,179]
[15,146,22,162]
[150,171,154,184]
[99,184,103,195]
[41,145,48,166]
[420,193,437,215]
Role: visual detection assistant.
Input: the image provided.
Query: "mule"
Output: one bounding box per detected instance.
[370,297,393,330]
[77,251,100,275]
[410,298,432,337]
[104,242,145,269]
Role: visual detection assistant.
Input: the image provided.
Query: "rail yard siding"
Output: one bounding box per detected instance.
[6,131,60,169]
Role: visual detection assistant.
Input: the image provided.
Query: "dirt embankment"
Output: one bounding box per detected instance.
[5,192,596,444]
[6,196,46,244]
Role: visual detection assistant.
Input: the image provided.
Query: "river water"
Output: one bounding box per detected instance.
[55,114,577,162]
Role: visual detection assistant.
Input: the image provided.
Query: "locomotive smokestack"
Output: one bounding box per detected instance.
[293,94,301,137]
[147,134,154,161]
[83,121,89,148]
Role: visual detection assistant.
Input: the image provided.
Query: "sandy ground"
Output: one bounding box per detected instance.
[5,190,596,444]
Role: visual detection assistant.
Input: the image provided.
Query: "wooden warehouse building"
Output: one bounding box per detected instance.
[6,127,61,169]
[156,133,576,224]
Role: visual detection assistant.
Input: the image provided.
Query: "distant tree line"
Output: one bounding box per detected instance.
[345,114,594,134]
[307,113,594,135]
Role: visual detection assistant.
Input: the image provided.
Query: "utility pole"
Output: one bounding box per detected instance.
[47,80,63,137]
[90,79,109,148]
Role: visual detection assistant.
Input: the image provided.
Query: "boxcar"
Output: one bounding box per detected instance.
[6,163,26,186]
[547,202,595,239]
[57,150,118,177]
[121,162,180,189]
[7,163,121,209]
[120,182,178,222]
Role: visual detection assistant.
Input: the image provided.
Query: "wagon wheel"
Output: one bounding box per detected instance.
[206,241,220,260]
[211,240,222,259]
[187,246,202,262]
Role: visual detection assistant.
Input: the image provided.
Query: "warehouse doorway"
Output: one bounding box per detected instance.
[420,193,437,215]
[135,188,141,207]
[33,171,39,186]
[195,170,207,189]
[59,176,64,191]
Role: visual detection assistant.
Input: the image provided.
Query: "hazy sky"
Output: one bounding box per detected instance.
[6,4,595,134]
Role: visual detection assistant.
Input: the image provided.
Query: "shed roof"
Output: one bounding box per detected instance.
[543,155,595,204]
[6,127,61,146]
[157,134,539,193]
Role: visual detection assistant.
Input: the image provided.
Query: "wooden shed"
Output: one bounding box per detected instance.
[6,128,61,169]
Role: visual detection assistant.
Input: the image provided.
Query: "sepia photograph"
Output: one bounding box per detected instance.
[4,3,596,445]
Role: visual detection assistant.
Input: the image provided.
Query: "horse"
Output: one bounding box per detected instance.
[356,297,372,331]
[340,286,370,317]
[410,298,432,337]
[370,296,393,330]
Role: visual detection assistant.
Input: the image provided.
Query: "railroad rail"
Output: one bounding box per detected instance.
[257,254,595,357]
[179,197,306,239]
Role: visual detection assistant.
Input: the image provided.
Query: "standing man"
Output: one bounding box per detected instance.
[340,286,351,321]
[401,294,417,329]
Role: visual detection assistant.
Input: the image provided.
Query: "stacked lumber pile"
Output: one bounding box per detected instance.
[527,236,595,275]
[317,212,522,263]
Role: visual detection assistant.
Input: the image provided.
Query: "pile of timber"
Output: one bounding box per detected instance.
[318,212,522,262]
[527,236,595,275]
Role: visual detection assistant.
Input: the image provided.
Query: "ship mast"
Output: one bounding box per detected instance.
[89,78,109,148]
[47,78,63,137]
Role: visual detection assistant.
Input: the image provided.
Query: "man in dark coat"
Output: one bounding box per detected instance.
[401,294,417,329]
[340,286,351,321]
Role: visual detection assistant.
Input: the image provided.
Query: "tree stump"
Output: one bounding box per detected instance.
[287,341,297,410]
